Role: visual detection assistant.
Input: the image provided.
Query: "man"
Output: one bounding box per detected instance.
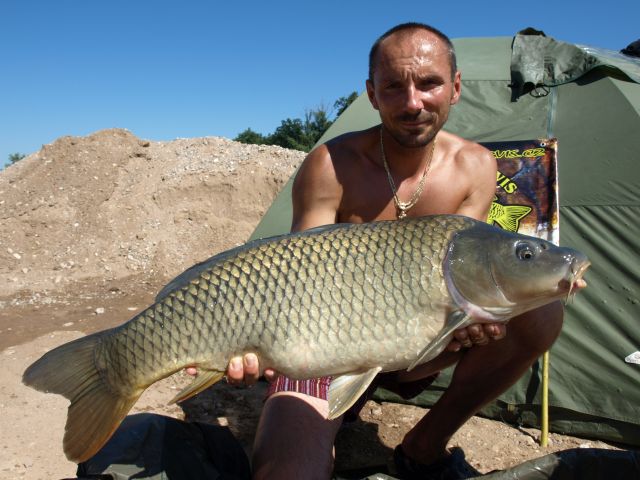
[219,23,568,479]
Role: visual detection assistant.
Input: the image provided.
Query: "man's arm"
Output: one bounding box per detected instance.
[290,144,342,232]
[449,143,505,350]
[455,144,496,222]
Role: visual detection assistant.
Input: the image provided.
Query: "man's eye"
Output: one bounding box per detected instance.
[418,79,439,90]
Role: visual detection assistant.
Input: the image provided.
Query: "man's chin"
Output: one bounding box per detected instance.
[394,131,435,148]
[383,122,437,147]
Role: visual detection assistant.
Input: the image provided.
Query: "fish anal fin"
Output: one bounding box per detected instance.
[407,310,472,371]
[169,370,225,404]
[327,366,382,420]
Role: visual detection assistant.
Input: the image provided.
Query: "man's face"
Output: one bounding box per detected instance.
[366,30,461,148]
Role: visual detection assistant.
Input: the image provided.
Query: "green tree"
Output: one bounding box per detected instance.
[234,128,268,145]
[268,118,309,151]
[268,106,335,152]
[234,91,359,152]
[304,106,333,145]
[333,91,358,117]
[8,153,26,164]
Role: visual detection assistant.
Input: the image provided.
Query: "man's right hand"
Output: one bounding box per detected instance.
[447,323,507,351]
[185,354,277,386]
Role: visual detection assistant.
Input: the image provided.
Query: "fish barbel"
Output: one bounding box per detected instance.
[22,214,589,462]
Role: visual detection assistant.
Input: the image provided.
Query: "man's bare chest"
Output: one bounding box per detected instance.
[337,167,469,223]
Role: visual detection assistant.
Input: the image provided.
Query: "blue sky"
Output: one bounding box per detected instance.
[1,0,638,168]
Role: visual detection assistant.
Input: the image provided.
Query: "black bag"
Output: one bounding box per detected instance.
[76,413,251,480]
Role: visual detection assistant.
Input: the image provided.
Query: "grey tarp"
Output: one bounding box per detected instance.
[249,31,640,446]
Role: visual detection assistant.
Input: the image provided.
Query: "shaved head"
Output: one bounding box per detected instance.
[369,23,457,82]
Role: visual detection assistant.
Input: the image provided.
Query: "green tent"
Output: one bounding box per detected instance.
[249,31,640,446]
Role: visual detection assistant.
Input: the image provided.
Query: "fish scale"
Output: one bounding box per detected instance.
[22,214,590,462]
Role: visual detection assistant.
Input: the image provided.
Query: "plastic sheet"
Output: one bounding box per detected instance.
[480,448,640,480]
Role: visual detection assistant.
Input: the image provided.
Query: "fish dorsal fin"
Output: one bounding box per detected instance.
[327,366,382,420]
[407,310,471,371]
[169,370,225,404]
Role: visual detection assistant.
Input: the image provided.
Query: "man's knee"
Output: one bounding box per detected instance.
[252,392,341,480]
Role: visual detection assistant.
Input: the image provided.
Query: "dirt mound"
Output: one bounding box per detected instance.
[0,128,303,300]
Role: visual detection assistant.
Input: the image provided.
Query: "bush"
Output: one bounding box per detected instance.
[8,153,27,164]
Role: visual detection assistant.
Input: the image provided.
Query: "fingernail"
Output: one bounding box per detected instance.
[231,358,241,370]
[246,355,256,367]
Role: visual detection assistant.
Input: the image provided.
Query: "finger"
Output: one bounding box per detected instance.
[467,324,489,345]
[185,367,198,377]
[453,328,473,348]
[243,353,260,386]
[263,368,278,382]
[227,356,244,385]
[446,339,463,352]
[484,323,507,341]
[575,278,587,290]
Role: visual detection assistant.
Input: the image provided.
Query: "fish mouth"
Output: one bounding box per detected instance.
[561,257,591,302]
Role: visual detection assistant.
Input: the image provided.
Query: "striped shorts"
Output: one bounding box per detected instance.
[266,372,438,421]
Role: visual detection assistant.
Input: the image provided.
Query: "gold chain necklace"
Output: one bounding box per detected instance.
[380,128,436,219]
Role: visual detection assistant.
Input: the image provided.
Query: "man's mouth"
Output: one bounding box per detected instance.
[397,112,435,125]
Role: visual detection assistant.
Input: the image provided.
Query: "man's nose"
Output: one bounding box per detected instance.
[403,85,422,112]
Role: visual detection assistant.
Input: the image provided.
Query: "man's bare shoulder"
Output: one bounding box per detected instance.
[323,126,379,166]
[297,126,378,176]
[439,130,495,168]
[436,131,497,220]
[291,127,381,229]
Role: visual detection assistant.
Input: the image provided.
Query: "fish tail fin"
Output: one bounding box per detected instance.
[22,331,142,463]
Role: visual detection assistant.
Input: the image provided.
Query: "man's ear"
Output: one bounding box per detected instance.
[450,71,462,106]
[366,79,379,110]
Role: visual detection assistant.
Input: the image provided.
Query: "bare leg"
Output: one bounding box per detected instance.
[252,391,342,480]
[401,301,564,465]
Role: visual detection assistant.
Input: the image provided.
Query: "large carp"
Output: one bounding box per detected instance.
[23,214,589,462]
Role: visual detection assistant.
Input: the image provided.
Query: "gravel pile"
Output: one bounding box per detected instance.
[0,128,304,299]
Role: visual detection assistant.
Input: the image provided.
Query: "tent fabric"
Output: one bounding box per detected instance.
[511,29,640,96]
[249,33,640,446]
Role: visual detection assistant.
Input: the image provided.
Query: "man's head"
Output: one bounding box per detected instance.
[369,23,457,82]
[366,23,461,148]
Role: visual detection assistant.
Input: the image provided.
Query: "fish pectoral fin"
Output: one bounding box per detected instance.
[169,370,225,404]
[327,366,382,420]
[407,310,471,371]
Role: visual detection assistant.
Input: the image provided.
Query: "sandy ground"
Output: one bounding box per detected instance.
[0,130,628,479]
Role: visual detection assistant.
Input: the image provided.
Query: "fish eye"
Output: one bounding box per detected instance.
[516,242,536,261]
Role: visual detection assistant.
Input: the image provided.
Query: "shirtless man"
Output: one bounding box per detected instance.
[220,23,565,479]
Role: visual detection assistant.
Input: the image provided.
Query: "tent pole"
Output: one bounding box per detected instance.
[540,350,550,446]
